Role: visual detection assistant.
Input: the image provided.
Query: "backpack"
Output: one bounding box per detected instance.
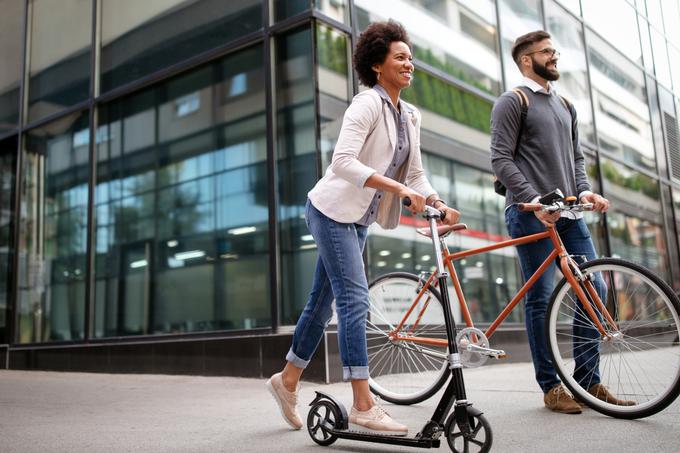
[493,86,575,196]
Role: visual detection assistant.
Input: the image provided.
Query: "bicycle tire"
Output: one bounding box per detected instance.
[366,272,450,405]
[546,258,680,419]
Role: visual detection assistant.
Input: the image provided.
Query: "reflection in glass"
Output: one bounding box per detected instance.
[274,0,310,21]
[95,45,270,337]
[276,27,319,325]
[651,29,672,88]
[368,154,522,324]
[582,0,642,66]
[668,44,680,96]
[18,112,90,343]
[317,24,351,171]
[545,2,594,144]
[497,0,543,89]
[0,0,23,135]
[638,15,655,73]
[100,0,263,92]
[587,31,656,173]
[356,0,502,95]
[0,137,17,343]
[27,0,91,123]
[316,0,348,23]
[601,158,668,280]
[555,0,580,16]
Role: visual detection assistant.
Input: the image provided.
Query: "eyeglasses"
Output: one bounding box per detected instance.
[524,47,560,59]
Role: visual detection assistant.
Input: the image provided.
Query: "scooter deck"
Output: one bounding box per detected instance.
[325,428,440,448]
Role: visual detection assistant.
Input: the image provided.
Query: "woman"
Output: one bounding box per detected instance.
[266,20,461,436]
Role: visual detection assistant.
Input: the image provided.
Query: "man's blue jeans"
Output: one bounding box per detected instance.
[505,205,606,393]
[286,199,370,381]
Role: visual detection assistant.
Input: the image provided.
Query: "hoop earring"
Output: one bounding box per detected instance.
[376,72,381,81]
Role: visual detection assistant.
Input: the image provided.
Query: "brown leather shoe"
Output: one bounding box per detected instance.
[586,383,636,406]
[544,384,582,414]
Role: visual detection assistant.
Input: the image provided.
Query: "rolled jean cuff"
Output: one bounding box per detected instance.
[286,349,310,369]
[343,366,369,381]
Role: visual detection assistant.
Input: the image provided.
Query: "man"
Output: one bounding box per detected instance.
[491,30,632,414]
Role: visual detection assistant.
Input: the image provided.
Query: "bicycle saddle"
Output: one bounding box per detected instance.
[416,223,467,239]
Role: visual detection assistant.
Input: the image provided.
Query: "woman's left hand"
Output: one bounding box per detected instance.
[439,206,461,225]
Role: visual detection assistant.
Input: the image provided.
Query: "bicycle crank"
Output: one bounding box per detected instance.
[455,328,506,367]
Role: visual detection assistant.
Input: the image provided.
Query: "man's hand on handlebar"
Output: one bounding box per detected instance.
[580,192,609,212]
[438,205,461,225]
[535,210,560,227]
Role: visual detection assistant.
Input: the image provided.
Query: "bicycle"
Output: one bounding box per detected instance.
[366,192,680,419]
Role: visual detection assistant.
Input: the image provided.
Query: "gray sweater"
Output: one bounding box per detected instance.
[490,87,591,206]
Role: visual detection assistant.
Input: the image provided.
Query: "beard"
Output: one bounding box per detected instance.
[532,57,560,81]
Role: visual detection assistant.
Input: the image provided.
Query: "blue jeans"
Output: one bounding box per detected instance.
[505,205,606,393]
[286,200,370,380]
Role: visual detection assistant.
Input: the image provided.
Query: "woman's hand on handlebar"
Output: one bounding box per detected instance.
[399,186,426,214]
[439,206,461,225]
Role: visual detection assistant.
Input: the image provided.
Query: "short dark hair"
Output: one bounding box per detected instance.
[353,20,412,87]
[511,30,551,67]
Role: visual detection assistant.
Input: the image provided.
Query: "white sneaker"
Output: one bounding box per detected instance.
[348,404,408,436]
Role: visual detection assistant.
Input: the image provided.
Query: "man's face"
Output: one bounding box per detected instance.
[525,39,560,81]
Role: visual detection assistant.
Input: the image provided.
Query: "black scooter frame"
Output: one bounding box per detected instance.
[308,207,485,449]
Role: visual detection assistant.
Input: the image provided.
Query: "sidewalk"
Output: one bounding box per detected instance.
[1,361,678,453]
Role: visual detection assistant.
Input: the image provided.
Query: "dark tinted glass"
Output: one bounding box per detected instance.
[18,112,90,343]
[274,0,310,21]
[275,27,318,325]
[0,0,23,135]
[27,0,91,123]
[0,136,17,343]
[100,0,263,92]
[94,45,269,337]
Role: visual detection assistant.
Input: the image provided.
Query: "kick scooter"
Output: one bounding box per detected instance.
[306,200,493,452]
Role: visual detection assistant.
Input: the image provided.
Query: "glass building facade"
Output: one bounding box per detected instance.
[1,0,680,377]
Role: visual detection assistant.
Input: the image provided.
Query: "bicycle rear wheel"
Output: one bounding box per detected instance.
[367,272,449,405]
[547,258,680,419]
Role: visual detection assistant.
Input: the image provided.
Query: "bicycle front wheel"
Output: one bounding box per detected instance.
[547,258,680,419]
[366,272,449,405]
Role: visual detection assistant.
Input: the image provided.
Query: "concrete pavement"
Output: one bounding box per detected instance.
[1,362,679,453]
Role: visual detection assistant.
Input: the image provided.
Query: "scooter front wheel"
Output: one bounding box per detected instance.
[445,407,492,453]
[307,400,340,446]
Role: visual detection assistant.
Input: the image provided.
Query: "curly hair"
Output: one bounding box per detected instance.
[353,20,412,87]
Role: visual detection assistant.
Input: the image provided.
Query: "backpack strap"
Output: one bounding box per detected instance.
[510,87,529,158]
[558,95,576,141]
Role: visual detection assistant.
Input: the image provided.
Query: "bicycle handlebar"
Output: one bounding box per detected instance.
[402,197,446,220]
[517,201,594,213]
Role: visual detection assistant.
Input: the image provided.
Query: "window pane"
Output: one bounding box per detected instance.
[0,0,23,135]
[601,158,669,280]
[95,45,269,337]
[582,0,642,66]
[274,0,310,21]
[356,0,502,95]
[100,0,263,93]
[587,31,656,173]
[315,0,348,23]
[546,2,595,144]
[0,136,17,343]
[662,0,680,49]
[18,112,90,343]
[317,24,350,169]
[638,15,655,73]
[498,0,543,89]
[651,28,672,88]
[27,0,91,123]
[555,0,581,16]
[276,27,319,325]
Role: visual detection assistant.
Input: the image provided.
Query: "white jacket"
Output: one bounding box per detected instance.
[308,89,436,229]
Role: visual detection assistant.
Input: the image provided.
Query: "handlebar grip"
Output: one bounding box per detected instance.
[518,203,542,212]
[402,197,411,207]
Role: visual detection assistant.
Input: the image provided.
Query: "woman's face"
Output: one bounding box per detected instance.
[373,41,414,92]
